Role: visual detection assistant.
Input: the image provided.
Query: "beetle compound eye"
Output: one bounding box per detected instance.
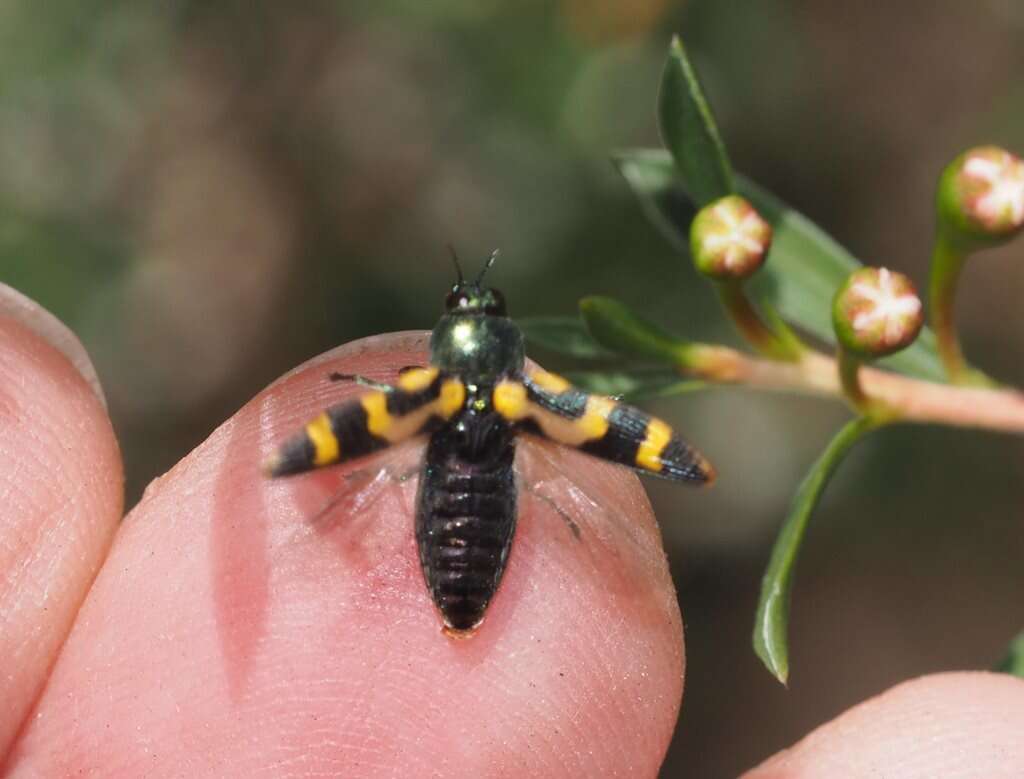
[484,289,507,316]
[445,290,469,311]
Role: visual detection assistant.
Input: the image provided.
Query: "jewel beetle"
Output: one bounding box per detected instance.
[264,252,715,636]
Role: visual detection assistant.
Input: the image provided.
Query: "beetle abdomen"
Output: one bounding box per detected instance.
[416,411,516,634]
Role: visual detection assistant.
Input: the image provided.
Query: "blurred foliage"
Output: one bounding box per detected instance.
[1,1,1022,775]
[997,629,1024,677]
[612,151,951,379]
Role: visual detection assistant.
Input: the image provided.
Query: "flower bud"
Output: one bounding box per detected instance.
[690,195,772,280]
[832,268,923,359]
[937,145,1024,248]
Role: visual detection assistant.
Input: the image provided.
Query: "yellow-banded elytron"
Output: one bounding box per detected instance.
[264,252,715,636]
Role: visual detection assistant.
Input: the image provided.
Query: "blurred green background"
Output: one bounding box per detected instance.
[3,1,1022,774]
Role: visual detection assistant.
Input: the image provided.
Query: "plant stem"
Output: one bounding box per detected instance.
[836,345,869,411]
[686,346,1024,433]
[716,280,801,362]
[929,235,971,384]
[834,345,899,421]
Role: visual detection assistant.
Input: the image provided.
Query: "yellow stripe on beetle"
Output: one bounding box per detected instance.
[493,380,528,420]
[360,381,465,446]
[636,418,672,472]
[528,369,571,394]
[306,412,340,466]
[361,392,393,438]
[505,390,616,447]
[397,366,440,393]
[438,379,466,418]
[575,395,614,441]
[531,395,611,447]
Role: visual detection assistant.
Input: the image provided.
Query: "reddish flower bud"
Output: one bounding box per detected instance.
[833,268,923,359]
[937,145,1024,249]
[690,195,772,280]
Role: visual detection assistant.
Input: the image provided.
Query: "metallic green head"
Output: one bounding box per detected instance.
[428,250,524,378]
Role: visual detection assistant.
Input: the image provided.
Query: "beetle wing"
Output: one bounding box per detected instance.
[264,366,466,477]
[492,368,714,484]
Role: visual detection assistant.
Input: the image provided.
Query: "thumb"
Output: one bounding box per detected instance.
[8,331,686,777]
[744,671,1024,778]
[0,290,122,757]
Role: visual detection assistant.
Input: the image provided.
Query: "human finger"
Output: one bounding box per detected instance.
[743,671,1024,778]
[0,288,122,755]
[7,331,687,778]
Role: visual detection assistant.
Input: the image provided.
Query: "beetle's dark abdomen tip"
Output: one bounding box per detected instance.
[437,590,490,635]
[418,549,506,637]
[699,462,717,486]
[657,437,717,485]
[442,616,484,639]
[263,435,316,478]
[690,452,717,485]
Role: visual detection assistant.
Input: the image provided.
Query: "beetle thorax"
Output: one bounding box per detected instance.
[429,314,525,378]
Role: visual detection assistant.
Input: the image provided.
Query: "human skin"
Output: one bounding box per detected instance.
[1,294,1023,777]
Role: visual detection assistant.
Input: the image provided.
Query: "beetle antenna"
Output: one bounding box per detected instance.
[448,244,464,284]
[476,249,500,284]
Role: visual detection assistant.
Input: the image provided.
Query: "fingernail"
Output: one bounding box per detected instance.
[0,283,107,409]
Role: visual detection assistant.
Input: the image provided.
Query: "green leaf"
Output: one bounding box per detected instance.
[564,369,706,399]
[996,630,1024,678]
[612,148,948,382]
[0,211,128,328]
[519,316,614,360]
[658,36,734,206]
[579,295,693,364]
[611,148,695,253]
[753,416,881,684]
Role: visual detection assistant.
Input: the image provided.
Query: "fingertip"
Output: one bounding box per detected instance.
[0,283,107,408]
[10,331,686,777]
[495,436,686,774]
[0,313,122,754]
[744,672,1024,778]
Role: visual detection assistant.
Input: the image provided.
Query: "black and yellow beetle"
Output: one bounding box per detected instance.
[264,252,714,636]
